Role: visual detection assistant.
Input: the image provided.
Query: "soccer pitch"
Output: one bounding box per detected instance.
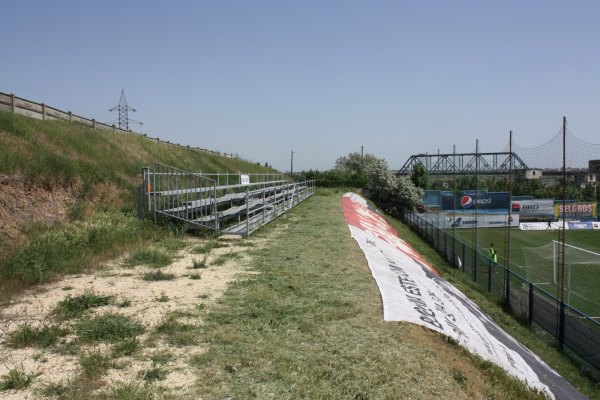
[447,228,600,317]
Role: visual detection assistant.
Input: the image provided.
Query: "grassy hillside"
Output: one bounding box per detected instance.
[0,110,275,297]
[0,110,273,200]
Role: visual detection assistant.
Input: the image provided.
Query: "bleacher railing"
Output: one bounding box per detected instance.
[140,163,315,236]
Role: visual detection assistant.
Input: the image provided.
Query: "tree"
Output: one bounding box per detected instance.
[335,152,423,214]
[410,162,428,189]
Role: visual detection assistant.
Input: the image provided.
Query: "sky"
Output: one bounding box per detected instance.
[2,1,599,172]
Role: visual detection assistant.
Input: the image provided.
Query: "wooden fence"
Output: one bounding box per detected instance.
[0,91,239,159]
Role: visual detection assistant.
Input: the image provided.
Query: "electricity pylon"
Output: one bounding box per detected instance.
[109,90,142,130]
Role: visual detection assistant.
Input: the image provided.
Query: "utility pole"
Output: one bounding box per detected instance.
[557,116,567,350]
[361,145,364,165]
[505,131,513,303]
[473,139,479,282]
[290,150,294,176]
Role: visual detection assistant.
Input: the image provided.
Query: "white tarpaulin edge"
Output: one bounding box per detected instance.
[342,192,587,400]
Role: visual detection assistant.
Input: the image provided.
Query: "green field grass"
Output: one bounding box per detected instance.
[447,227,600,316]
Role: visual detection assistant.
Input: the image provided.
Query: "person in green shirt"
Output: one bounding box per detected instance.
[488,243,497,263]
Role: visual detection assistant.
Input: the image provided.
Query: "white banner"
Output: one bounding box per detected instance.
[519,222,564,231]
[343,193,586,400]
[439,212,519,228]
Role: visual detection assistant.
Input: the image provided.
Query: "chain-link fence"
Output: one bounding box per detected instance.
[403,207,600,369]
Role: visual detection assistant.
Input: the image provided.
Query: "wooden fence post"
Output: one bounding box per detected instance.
[42,103,46,120]
[10,94,15,113]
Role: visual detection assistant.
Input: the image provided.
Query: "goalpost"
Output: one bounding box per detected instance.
[551,240,600,306]
[522,240,600,314]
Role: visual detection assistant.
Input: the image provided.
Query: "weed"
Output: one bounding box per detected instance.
[76,313,144,343]
[192,240,219,254]
[192,256,208,269]
[156,292,170,302]
[53,290,112,320]
[62,286,74,291]
[212,251,242,266]
[162,237,187,251]
[189,273,201,280]
[155,314,201,347]
[139,366,167,383]
[80,350,112,379]
[125,248,173,268]
[8,324,67,348]
[39,381,69,397]
[112,338,140,357]
[142,270,176,282]
[189,352,209,368]
[142,270,176,281]
[102,382,156,400]
[451,367,467,387]
[0,367,34,391]
[117,298,132,308]
[150,351,173,365]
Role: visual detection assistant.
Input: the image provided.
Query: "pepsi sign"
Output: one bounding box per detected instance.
[442,192,509,211]
[461,196,473,208]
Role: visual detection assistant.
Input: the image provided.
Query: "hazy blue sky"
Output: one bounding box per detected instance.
[2,1,599,171]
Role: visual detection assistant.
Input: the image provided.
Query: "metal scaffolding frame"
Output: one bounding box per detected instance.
[140,163,315,236]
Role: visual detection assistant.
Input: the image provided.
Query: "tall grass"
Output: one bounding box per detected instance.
[1,212,153,284]
[125,248,173,268]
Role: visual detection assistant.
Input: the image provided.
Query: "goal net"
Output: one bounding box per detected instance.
[522,240,600,315]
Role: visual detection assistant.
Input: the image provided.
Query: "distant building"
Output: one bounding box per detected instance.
[526,169,542,180]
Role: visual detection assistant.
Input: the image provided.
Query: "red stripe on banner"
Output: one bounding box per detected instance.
[342,196,438,276]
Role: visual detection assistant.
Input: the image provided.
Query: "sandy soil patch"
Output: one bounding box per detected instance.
[0,228,280,398]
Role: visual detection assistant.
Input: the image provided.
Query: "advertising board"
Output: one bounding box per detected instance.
[440,212,519,228]
[554,202,597,219]
[511,199,554,219]
[441,192,509,211]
